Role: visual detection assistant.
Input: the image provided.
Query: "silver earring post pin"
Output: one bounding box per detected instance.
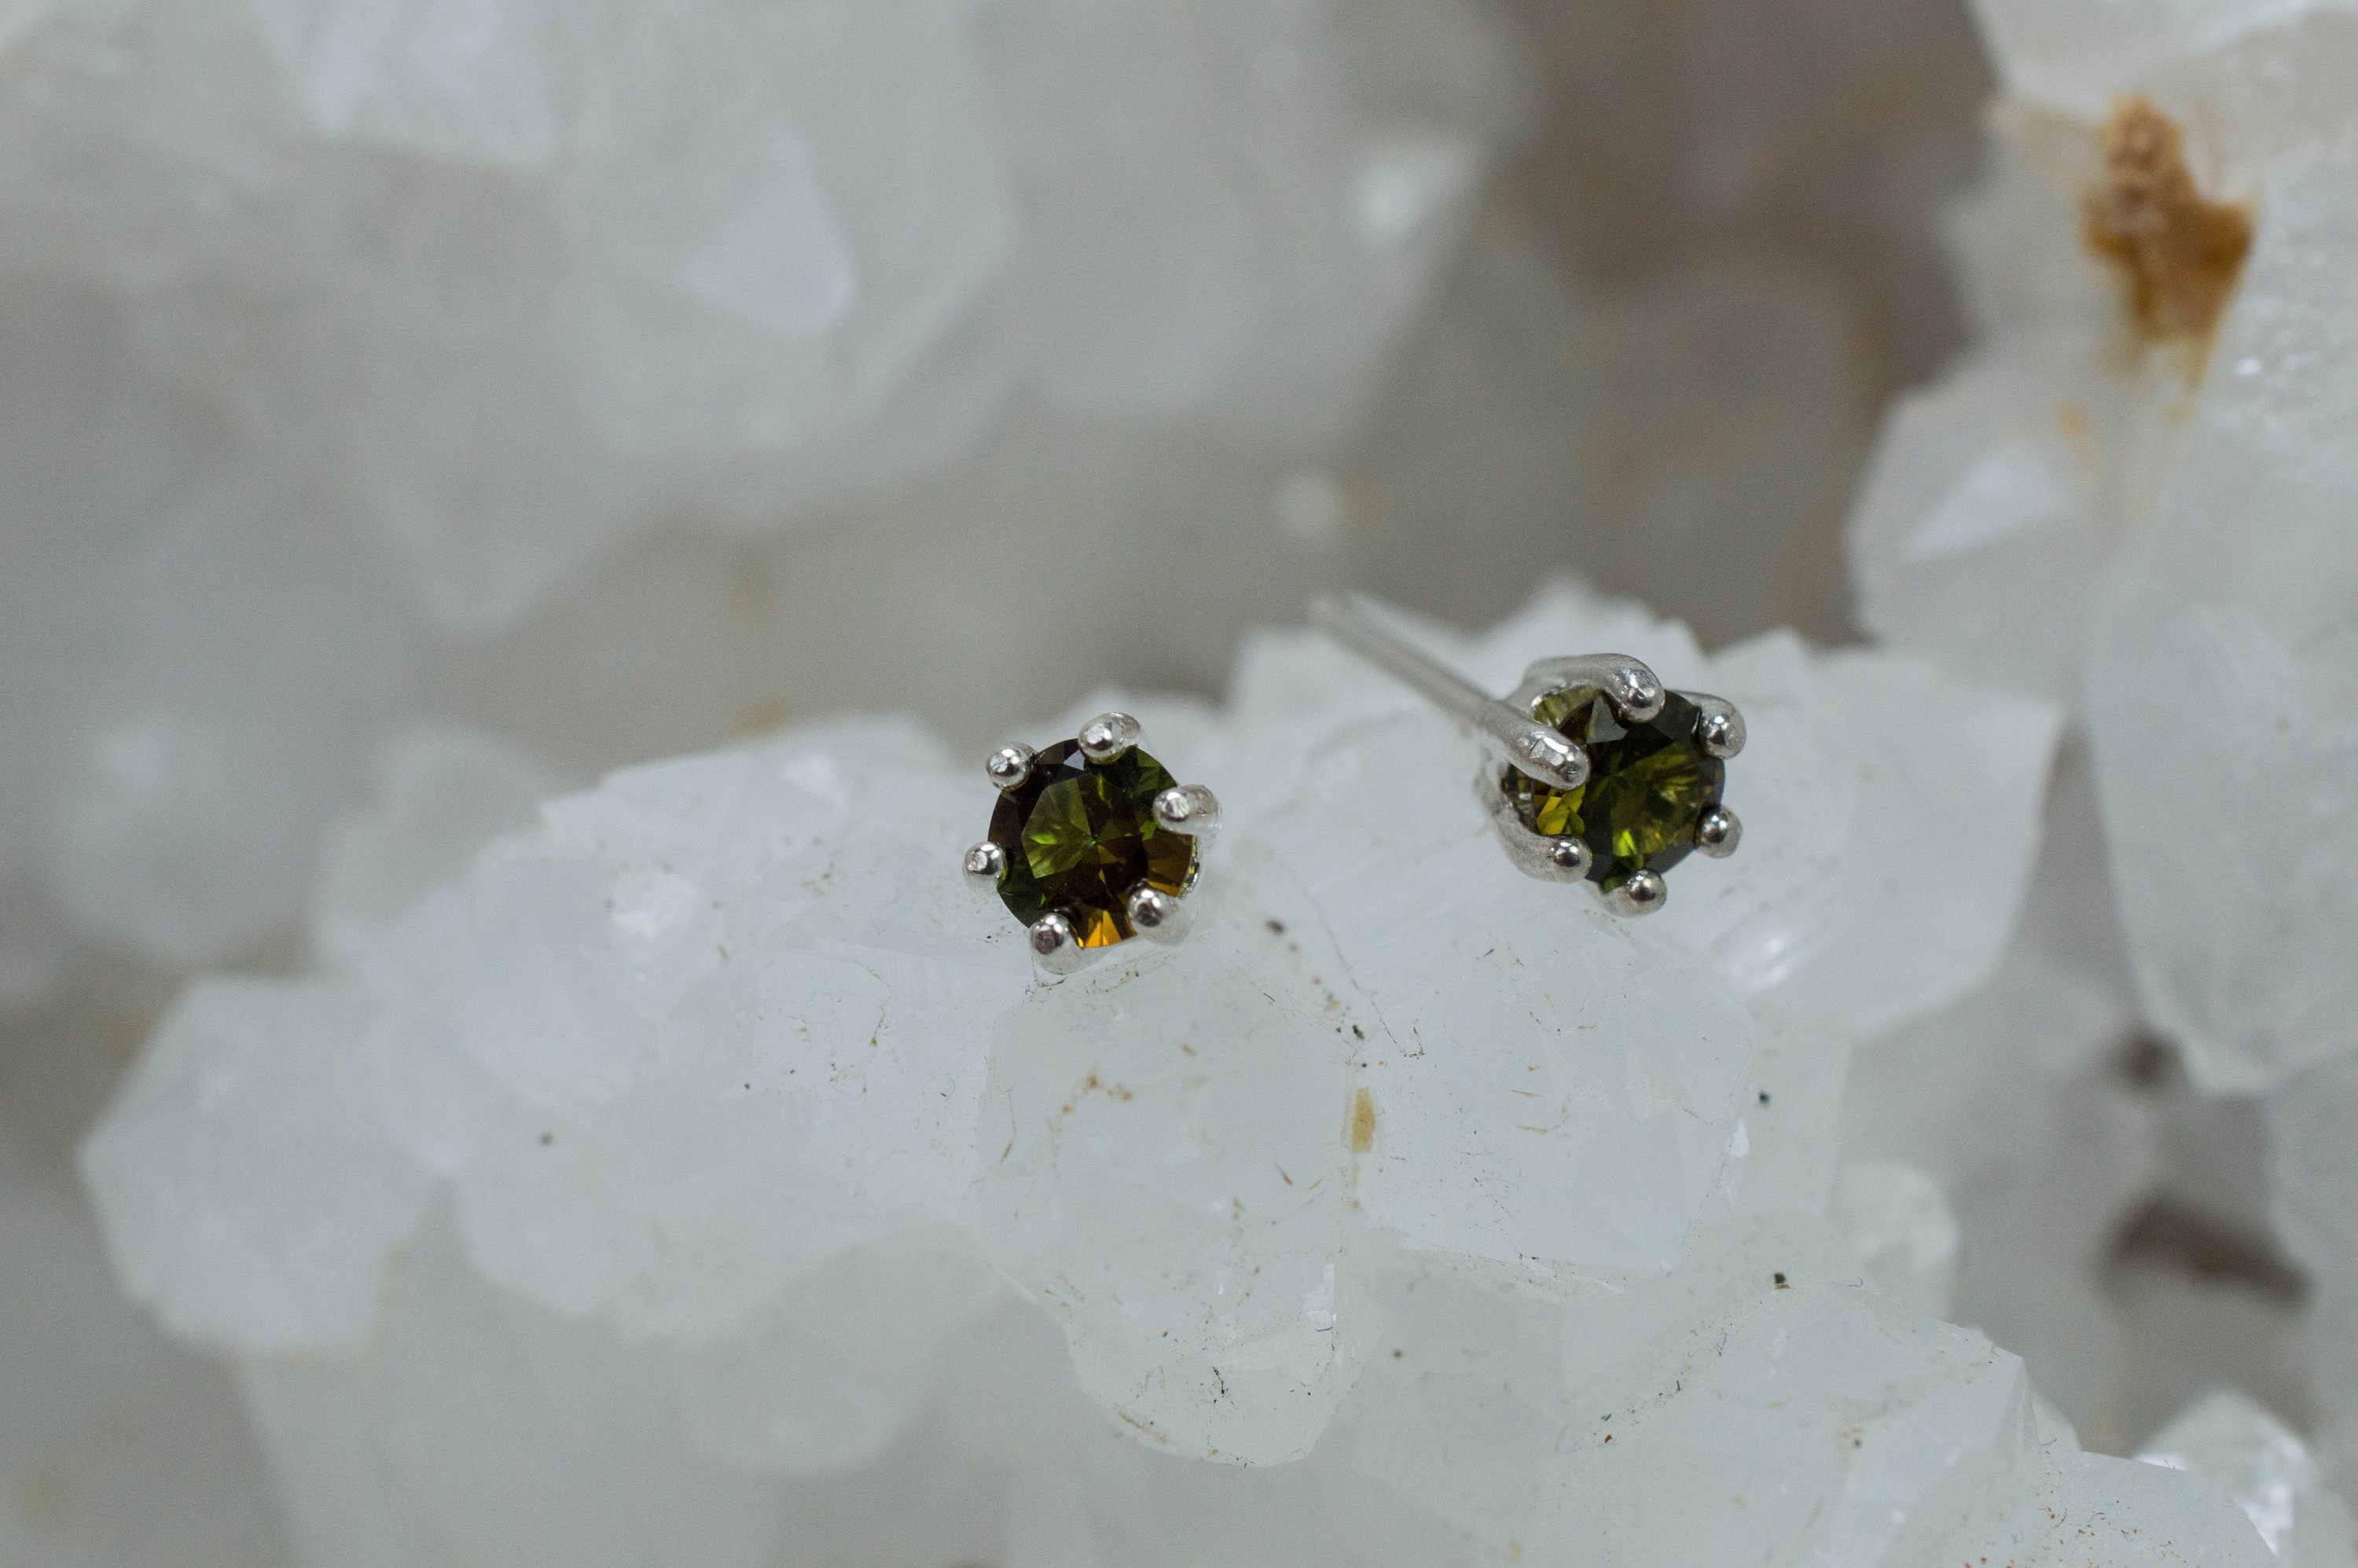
[1312,596,1589,792]
[1310,593,1741,915]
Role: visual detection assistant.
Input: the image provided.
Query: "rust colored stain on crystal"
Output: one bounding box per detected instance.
[1347,1087,1376,1154]
[2084,97,2252,343]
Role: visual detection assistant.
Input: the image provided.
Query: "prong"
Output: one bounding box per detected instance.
[1603,870,1667,916]
[1153,784,1221,843]
[986,744,1036,791]
[1480,771,1591,884]
[1501,722,1588,791]
[1546,838,1592,879]
[1078,711,1141,763]
[1695,805,1741,857]
[1511,654,1666,722]
[1606,663,1664,722]
[964,840,1005,888]
[1028,913,1088,978]
[1690,694,1745,759]
[1125,883,1191,946]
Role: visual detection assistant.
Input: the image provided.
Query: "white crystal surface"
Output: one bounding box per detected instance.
[310,726,565,967]
[80,975,432,1353]
[1849,352,2111,707]
[2086,151,2358,1092]
[1832,1159,1963,1317]
[1846,939,2150,1432]
[1848,37,2358,1096]
[13,0,2350,1557]
[1,1117,289,1566]
[2139,1388,2358,1565]
[0,0,1524,989]
[75,578,2206,1565]
[1971,0,2358,116]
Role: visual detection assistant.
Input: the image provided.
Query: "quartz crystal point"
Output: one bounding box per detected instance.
[2086,152,2358,1092]
[1848,351,2114,708]
[2138,1388,2358,1566]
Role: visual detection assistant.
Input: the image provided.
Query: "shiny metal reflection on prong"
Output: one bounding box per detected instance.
[1509,726,1588,792]
[1028,912,1087,977]
[1603,870,1668,916]
[1126,883,1191,946]
[1507,653,1667,727]
[1691,695,1746,760]
[1695,805,1741,857]
[985,744,1035,791]
[1610,663,1666,722]
[1153,783,1221,845]
[963,840,1005,889]
[1077,711,1141,763]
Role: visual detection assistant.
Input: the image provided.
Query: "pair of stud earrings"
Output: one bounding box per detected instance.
[964,595,1744,976]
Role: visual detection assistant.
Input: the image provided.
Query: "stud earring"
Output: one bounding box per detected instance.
[964,711,1221,975]
[1312,594,1742,915]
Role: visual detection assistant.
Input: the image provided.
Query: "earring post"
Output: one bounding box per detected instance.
[1310,593,1589,791]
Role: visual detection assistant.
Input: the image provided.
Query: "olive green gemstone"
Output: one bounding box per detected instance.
[1500,686,1724,890]
[988,740,1201,948]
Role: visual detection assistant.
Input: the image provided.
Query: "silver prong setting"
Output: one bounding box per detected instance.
[1078,711,1142,763]
[1126,883,1190,945]
[1509,653,1664,725]
[963,840,1005,888]
[1028,913,1088,978]
[986,744,1036,791]
[980,714,1214,968]
[1154,783,1221,843]
[1691,695,1745,759]
[1607,663,1665,722]
[1482,774,1588,884]
[1696,805,1741,857]
[1315,598,1737,911]
[1507,725,1589,791]
[1604,870,1668,916]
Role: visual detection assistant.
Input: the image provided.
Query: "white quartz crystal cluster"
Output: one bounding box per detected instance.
[22,0,2358,1559]
[0,0,1926,1034]
[1854,0,2358,1092]
[0,0,1528,987]
[78,580,2287,1563]
[1845,0,2358,1511]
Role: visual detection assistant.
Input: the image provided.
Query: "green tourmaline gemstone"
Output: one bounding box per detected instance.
[988,740,1200,948]
[1500,685,1724,890]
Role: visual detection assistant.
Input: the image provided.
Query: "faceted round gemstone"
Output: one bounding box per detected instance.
[988,740,1201,948]
[1500,686,1724,890]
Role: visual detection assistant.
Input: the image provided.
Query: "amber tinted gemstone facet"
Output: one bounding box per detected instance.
[1500,686,1724,890]
[988,740,1200,947]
